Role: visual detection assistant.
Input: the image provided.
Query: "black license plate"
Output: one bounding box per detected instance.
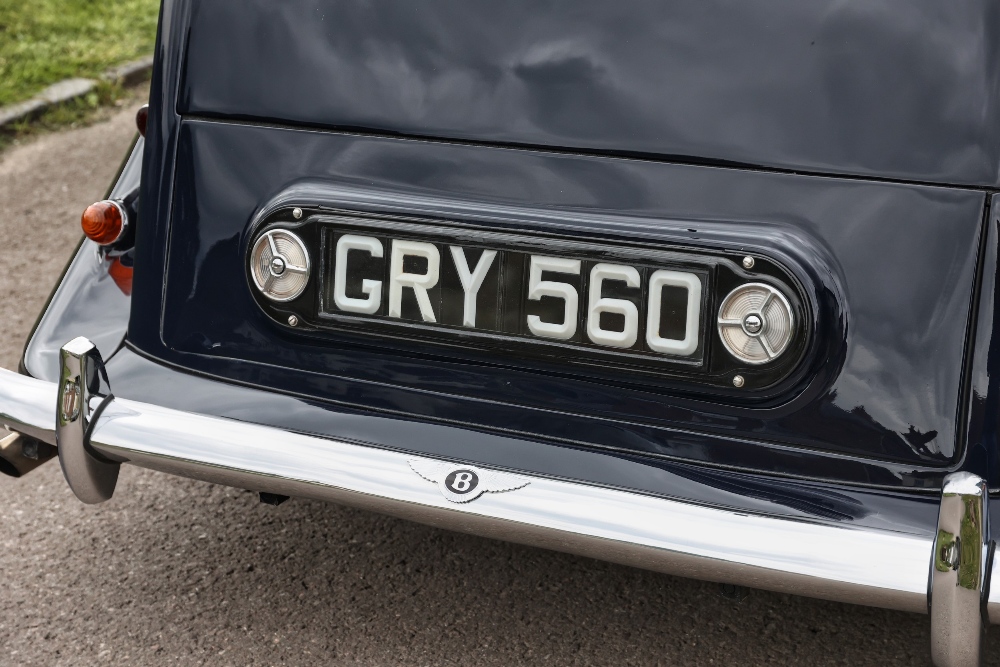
[309,215,710,369]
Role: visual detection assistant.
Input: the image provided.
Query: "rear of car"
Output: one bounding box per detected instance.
[4,2,1000,664]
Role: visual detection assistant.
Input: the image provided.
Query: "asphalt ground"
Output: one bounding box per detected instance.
[1,97,999,667]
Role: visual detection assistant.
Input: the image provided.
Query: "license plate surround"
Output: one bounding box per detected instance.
[246,209,809,393]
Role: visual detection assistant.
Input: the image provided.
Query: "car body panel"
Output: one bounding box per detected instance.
[124,117,987,484]
[963,194,1000,487]
[179,0,1000,187]
[117,0,994,488]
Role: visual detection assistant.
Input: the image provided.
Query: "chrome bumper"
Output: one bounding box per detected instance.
[0,337,995,666]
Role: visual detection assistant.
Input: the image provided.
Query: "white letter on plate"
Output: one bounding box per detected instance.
[587,263,640,348]
[389,240,440,322]
[646,270,701,356]
[334,235,383,314]
[450,247,497,327]
[526,255,581,340]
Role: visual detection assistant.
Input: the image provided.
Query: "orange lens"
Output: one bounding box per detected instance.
[81,201,123,245]
[107,257,133,296]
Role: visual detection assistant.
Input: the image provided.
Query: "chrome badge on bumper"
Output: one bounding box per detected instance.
[409,459,530,503]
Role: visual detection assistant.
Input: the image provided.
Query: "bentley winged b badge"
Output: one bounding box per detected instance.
[409,459,530,503]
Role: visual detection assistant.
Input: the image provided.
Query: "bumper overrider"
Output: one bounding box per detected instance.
[0,337,996,666]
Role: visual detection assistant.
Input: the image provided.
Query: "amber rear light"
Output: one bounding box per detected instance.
[107,257,133,296]
[81,200,126,245]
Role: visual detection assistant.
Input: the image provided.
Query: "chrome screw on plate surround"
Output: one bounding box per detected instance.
[732,375,745,388]
[288,315,299,327]
[292,207,303,220]
[742,256,755,270]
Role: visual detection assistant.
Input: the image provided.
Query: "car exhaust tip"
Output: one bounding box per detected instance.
[0,431,56,478]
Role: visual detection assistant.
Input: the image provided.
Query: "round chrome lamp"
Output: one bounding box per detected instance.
[717,283,794,364]
[250,229,311,302]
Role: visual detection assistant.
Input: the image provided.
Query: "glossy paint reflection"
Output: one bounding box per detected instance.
[147,120,982,474]
[963,197,1000,488]
[179,0,1000,187]
[123,0,995,487]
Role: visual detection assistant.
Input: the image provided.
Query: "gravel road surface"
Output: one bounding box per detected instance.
[1,101,997,667]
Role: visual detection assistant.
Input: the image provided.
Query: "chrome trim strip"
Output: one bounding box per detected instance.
[0,370,57,445]
[0,365,934,615]
[930,472,989,667]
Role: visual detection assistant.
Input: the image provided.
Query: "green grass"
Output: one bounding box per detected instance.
[0,0,160,107]
[0,80,146,153]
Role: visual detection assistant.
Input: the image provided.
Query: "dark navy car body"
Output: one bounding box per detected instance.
[5,2,1000,664]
